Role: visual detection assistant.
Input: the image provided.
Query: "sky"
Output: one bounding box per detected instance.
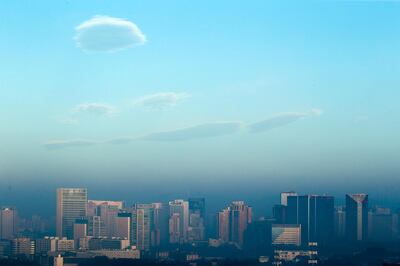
[0,0,400,215]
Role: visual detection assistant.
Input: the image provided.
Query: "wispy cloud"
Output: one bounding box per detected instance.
[133,92,190,109]
[44,139,100,149]
[138,122,243,141]
[248,108,322,133]
[45,109,322,149]
[75,15,146,52]
[73,102,117,116]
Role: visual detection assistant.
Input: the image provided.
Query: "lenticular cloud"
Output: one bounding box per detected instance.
[75,16,146,52]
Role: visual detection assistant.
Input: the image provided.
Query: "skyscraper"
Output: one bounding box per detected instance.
[169,199,189,244]
[345,194,368,241]
[87,200,123,238]
[131,203,154,251]
[152,202,169,247]
[217,201,252,247]
[286,195,334,246]
[188,198,206,242]
[0,207,17,240]
[115,212,131,242]
[56,188,88,239]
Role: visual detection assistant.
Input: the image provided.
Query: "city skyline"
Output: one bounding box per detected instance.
[1,1,400,199]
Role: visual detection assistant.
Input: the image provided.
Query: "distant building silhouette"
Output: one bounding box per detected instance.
[0,207,17,240]
[345,193,368,241]
[286,195,334,246]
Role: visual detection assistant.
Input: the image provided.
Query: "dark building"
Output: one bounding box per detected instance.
[345,194,368,242]
[244,218,273,255]
[272,204,286,224]
[286,195,334,246]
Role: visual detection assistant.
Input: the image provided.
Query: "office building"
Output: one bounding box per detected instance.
[152,203,169,246]
[346,194,368,241]
[56,188,88,239]
[272,224,301,246]
[88,200,123,238]
[286,195,334,245]
[12,238,35,257]
[0,207,17,240]
[334,206,346,238]
[217,201,252,247]
[131,203,154,251]
[57,238,75,252]
[74,218,88,247]
[273,204,286,224]
[169,199,189,244]
[244,218,273,254]
[35,237,57,254]
[115,212,131,242]
[188,198,206,242]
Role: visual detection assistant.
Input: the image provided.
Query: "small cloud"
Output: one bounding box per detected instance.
[44,139,100,150]
[138,121,243,141]
[73,102,117,116]
[133,92,190,109]
[248,108,322,133]
[75,15,146,52]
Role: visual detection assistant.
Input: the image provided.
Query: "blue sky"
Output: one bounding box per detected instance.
[0,0,400,194]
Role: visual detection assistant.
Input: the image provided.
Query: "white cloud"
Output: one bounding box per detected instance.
[45,109,322,149]
[138,121,243,141]
[75,15,146,52]
[44,139,100,149]
[73,102,117,116]
[248,108,322,133]
[133,92,190,109]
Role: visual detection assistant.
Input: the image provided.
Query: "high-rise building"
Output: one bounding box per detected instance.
[115,212,131,242]
[280,192,298,206]
[0,207,17,240]
[151,203,169,247]
[131,203,154,251]
[334,206,346,238]
[56,188,88,239]
[217,208,230,243]
[73,218,88,245]
[217,201,252,247]
[188,198,206,242]
[286,195,334,246]
[271,224,301,246]
[87,216,104,237]
[345,194,368,241]
[272,204,286,224]
[244,218,274,255]
[88,200,123,238]
[169,199,189,244]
